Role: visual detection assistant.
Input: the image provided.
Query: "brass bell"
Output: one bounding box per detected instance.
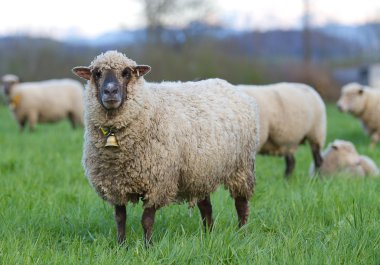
[105,133,119,147]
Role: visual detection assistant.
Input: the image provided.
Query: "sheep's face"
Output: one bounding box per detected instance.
[94,68,125,110]
[336,83,366,115]
[72,64,151,111]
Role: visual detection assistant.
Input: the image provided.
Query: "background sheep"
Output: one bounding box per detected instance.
[1,75,84,131]
[238,83,326,177]
[310,139,379,177]
[72,51,259,246]
[337,82,380,148]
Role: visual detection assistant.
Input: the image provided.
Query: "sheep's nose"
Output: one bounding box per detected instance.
[104,83,118,95]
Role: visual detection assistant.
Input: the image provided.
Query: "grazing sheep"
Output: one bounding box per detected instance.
[1,75,84,131]
[238,83,326,177]
[72,51,259,246]
[337,82,380,148]
[310,139,379,177]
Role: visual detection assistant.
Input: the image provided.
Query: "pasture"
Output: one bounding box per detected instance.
[0,104,379,264]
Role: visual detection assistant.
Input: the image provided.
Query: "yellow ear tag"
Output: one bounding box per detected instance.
[9,94,21,110]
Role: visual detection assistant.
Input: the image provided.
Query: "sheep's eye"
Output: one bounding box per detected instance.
[358,89,364,95]
[94,70,102,79]
[122,69,130,78]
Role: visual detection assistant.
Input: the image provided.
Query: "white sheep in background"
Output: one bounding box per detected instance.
[337,82,380,148]
[72,51,260,246]
[310,139,379,177]
[238,83,326,177]
[1,75,84,131]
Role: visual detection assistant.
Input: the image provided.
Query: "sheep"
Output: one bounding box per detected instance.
[238,83,326,177]
[72,50,259,246]
[337,82,380,148]
[1,75,84,131]
[310,139,379,177]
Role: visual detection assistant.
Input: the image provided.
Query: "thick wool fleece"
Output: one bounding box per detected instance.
[83,51,259,208]
[238,83,326,156]
[9,79,84,128]
[337,83,380,145]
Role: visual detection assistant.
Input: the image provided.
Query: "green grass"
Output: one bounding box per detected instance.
[0,105,379,264]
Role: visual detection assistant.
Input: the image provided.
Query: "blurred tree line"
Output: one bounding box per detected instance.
[1,0,380,102]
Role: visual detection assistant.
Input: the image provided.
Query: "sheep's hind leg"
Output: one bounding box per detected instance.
[311,143,323,170]
[141,207,157,247]
[197,195,213,232]
[284,154,296,178]
[68,112,77,129]
[235,196,249,228]
[114,205,126,245]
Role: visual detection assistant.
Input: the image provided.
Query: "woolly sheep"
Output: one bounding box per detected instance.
[72,51,259,246]
[310,139,379,177]
[1,75,84,131]
[238,83,326,177]
[337,82,380,148]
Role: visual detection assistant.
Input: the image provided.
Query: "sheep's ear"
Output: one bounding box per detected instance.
[132,65,151,77]
[72,67,91,80]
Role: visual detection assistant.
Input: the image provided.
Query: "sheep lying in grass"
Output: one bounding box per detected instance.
[1,75,84,131]
[238,83,326,177]
[337,82,380,148]
[72,51,259,246]
[310,139,379,177]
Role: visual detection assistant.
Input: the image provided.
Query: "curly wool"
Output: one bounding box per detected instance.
[238,83,326,156]
[83,51,259,208]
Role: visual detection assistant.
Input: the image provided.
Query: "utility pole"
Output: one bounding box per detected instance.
[303,0,311,65]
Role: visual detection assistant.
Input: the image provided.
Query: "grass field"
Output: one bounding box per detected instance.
[0,104,379,264]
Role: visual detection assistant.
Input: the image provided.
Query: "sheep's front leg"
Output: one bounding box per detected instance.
[114,205,126,245]
[141,207,157,247]
[197,195,213,231]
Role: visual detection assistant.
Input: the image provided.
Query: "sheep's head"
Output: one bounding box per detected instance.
[72,51,151,110]
[336,83,366,116]
[325,139,361,168]
[1,74,20,96]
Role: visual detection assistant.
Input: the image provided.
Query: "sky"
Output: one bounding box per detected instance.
[1,0,379,39]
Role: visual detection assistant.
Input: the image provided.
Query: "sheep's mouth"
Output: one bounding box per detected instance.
[102,98,122,110]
